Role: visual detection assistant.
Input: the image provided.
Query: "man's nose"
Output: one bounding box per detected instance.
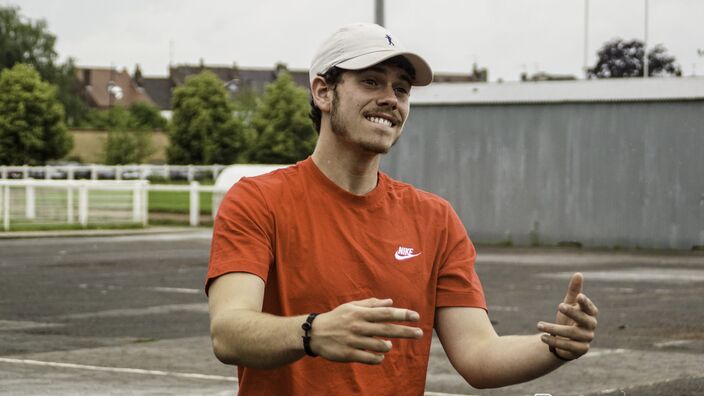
[376,84,398,109]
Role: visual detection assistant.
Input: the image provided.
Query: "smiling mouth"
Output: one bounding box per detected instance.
[366,116,395,127]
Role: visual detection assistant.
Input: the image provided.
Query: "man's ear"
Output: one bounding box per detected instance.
[311,76,333,113]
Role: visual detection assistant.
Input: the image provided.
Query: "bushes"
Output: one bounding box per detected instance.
[169,69,316,165]
[0,64,72,165]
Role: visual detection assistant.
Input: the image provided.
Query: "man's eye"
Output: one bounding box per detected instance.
[395,87,409,95]
[363,79,377,86]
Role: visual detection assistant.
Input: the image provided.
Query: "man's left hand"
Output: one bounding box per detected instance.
[537,273,599,361]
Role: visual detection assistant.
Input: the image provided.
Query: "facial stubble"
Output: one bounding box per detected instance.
[329,91,402,155]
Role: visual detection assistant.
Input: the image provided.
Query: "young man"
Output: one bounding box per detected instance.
[207,23,598,395]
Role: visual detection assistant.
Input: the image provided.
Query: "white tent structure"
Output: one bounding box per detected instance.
[214,164,289,191]
[212,164,289,216]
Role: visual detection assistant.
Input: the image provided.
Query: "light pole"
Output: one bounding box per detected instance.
[643,0,649,78]
[584,0,589,77]
[375,0,384,26]
[106,66,123,107]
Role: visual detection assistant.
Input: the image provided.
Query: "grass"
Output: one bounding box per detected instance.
[145,179,216,215]
[146,177,215,185]
[148,190,213,214]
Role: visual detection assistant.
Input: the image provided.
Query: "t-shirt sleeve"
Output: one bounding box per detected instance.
[206,178,275,295]
[435,204,487,310]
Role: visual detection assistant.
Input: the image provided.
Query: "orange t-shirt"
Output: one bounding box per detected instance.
[207,157,486,396]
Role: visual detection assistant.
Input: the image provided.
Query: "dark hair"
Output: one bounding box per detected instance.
[308,56,416,134]
[309,67,344,134]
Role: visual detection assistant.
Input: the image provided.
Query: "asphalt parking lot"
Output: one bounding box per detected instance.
[1,229,703,395]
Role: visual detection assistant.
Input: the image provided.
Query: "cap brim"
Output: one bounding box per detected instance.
[336,51,433,86]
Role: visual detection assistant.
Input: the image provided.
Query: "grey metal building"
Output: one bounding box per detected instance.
[382,77,704,250]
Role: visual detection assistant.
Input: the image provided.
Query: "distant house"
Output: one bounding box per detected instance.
[139,77,172,111]
[139,64,310,111]
[75,67,156,109]
[169,64,309,95]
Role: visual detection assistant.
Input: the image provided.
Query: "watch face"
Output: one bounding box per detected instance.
[302,322,312,331]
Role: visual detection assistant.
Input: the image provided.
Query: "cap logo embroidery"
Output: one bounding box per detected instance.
[385,34,395,46]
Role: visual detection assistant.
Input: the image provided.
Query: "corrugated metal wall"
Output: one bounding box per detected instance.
[381,101,704,250]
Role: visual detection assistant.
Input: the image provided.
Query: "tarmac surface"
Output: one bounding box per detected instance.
[1,228,703,395]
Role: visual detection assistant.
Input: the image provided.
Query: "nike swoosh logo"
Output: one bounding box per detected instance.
[395,252,421,261]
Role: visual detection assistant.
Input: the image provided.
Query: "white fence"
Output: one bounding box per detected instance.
[148,182,224,227]
[0,164,226,182]
[0,180,225,231]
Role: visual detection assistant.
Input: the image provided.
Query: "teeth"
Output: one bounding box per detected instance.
[367,116,393,127]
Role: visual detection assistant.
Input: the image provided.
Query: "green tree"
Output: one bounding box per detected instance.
[98,105,155,164]
[127,101,168,130]
[231,85,260,123]
[104,129,154,165]
[0,64,72,165]
[0,5,89,126]
[248,70,317,164]
[85,102,166,130]
[168,71,248,164]
[588,38,681,78]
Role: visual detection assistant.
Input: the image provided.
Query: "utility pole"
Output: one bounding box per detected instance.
[375,0,385,26]
[643,0,649,78]
[108,63,115,108]
[583,0,589,77]
[169,39,175,67]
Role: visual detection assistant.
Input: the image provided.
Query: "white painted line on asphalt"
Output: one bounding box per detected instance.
[488,305,520,312]
[598,389,626,395]
[653,339,697,348]
[57,303,208,320]
[478,253,704,266]
[600,287,636,293]
[541,268,704,283]
[0,320,65,331]
[599,374,704,395]
[0,357,237,382]
[582,348,628,358]
[150,287,201,294]
[105,231,213,243]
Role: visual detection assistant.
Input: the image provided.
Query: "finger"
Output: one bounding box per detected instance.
[347,336,393,353]
[351,298,394,308]
[577,294,599,317]
[540,334,590,357]
[537,322,594,342]
[356,322,423,339]
[363,306,420,322]
[333,348,386,365]
[558,303,597,331]
[563,273,583,304]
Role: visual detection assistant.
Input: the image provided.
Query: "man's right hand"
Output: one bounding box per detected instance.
[309,297,423,365]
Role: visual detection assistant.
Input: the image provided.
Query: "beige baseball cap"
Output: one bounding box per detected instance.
[309,23,433,86]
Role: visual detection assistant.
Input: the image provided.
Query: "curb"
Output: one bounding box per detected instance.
[0,226,212,240]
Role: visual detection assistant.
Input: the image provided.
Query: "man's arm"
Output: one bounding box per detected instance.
[208,272,424,369]
[435,273,598,389]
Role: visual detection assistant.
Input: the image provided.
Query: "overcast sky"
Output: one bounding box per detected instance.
[5,0,704,82]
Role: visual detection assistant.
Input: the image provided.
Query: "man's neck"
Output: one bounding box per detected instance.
[311,133,381,196]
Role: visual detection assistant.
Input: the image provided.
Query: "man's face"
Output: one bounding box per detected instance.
[329,63,412,154]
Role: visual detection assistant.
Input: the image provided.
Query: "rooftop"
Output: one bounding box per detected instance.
[411,77,704,105]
